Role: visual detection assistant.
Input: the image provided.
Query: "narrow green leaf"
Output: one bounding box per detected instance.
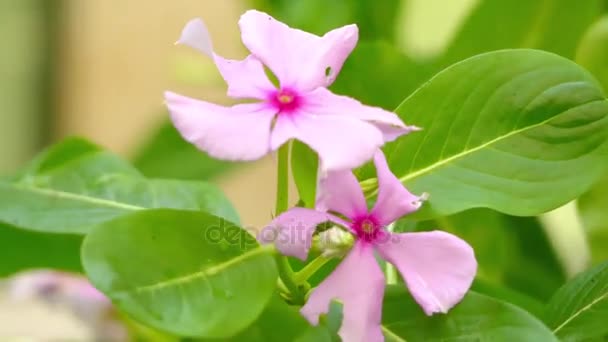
[377,49,608,218]
[291,141,318,208]
[382,287,558,341]
[82,209,277,338]
[544,261,608,341]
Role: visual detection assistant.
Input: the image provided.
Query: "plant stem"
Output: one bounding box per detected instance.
[274,143,304,303]
[294,255,331,283]
[275,143,290,215]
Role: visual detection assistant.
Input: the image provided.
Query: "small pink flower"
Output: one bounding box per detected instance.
[262,152,477,341]
[165,10,417,171]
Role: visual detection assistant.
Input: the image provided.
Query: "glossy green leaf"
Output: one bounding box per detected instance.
[291,141,318,208]
[382,287,558,341]
[82,209,277,338]
[576,16,608,92]
[331,41,434,110]
[544,261,608,341]
[133,119,237,180]
[440,0,602,65]
[373,49,608,218]
[0,222,82,277]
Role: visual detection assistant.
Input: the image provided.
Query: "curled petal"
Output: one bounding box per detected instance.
[165,91,276,161]
[376,231,477,315]
[371,151,423,225]
[177,18,275,99]
[301,242,385,342]
[270,114,384,171]
[304,87,419,142]
[259,207,349,260]
[238,10,358,91]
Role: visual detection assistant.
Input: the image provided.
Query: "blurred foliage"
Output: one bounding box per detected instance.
[250,0,401,39]
[133,118,238,181]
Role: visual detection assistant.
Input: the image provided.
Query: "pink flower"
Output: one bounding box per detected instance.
[165,10,417,171]
[262,152,477,341]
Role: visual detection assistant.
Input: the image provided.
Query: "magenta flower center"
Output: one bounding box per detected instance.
[351,215,382,242]
[270,88,300,114]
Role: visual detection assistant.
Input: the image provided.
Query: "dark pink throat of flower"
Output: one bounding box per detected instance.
[351,215,382,242]
[270,89,300,113]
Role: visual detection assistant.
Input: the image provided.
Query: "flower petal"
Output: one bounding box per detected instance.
[301,242,385,342]
[316,170,367,220]
[259,207,349,260]
[177,18,275,99]
[370,151,423,225]
[271,114,384,171]
[165,91,275,161]
[376,231,477,315]
[238,10,358,91]
[305,87,418,142]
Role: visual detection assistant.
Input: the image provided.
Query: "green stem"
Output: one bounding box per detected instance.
[275,143,290,215]
[274,143,304,303]
[294,255,331,283]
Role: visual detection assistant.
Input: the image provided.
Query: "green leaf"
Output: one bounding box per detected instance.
[331,41,434,110]
[0,174,238,234]
[376,49,608,218]
[18,136,141,179]
[0,138,239,234]
[577,16,608,98]
[0,222,82,277]
[199,296,333,341]
[440,0,602,65]
[291,141,318,208]
[382,287,558,341]
[544,261,608,341]
[133,119,237,180]
[82,209,277,338]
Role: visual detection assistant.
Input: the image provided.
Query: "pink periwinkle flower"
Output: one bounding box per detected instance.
[261,152,477,341]
[165,10,417,171]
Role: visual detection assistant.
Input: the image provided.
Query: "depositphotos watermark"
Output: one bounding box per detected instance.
[204,218,403,251]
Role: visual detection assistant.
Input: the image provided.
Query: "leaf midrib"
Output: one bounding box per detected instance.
[118,246,273,295]
[552,289,608,334]
[396,98,605,185]
[5,182,143,211]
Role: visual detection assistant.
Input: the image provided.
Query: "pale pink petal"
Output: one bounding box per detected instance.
[376,231,477,315]
[301,242,385,342]
[270,114,384,171]
[165,91,275,161]
[370,151,423,225]
[177,18,275,99]
[305,87,418,142]
[259,207,349,260]
[316,170,367,220]
[238,10,358,91]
